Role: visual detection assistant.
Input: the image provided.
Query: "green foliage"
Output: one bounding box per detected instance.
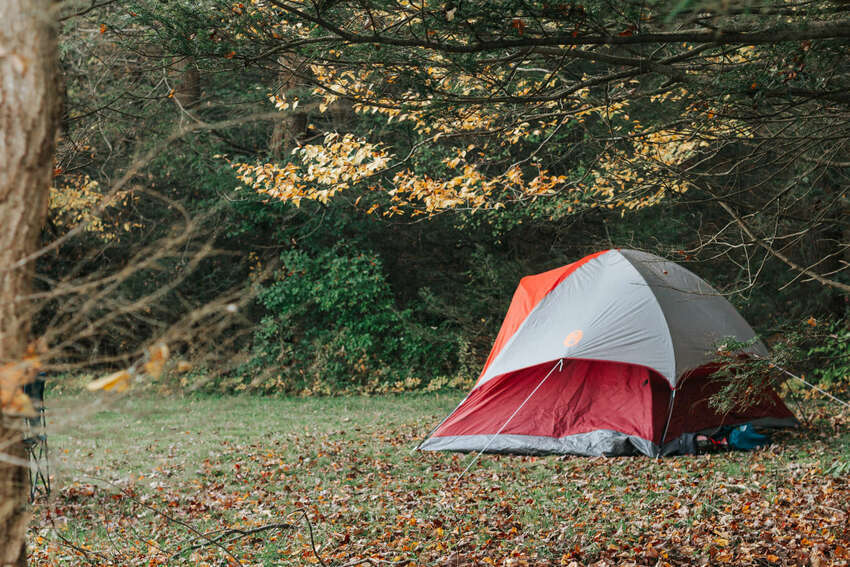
[242,245,463,393]
[708,337,785,415]
[805,319,850,387]
[710,317,850,414]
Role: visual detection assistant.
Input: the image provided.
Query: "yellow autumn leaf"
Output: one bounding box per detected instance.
[143,342,170,378]
[3,389,36,417]
[0,344,44,414]
[86,369,132,392]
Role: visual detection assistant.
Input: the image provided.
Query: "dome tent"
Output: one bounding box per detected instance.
[419,249,796,457]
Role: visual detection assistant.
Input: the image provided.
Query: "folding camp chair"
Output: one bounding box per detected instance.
[23,376,50,501]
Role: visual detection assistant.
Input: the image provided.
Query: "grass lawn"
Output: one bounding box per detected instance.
[29,392,850,566]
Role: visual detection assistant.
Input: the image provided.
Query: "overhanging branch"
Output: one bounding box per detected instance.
[265,3,850,53]
[717,200,850,293]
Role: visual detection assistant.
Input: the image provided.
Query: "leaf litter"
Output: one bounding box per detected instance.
[29,398,849,566]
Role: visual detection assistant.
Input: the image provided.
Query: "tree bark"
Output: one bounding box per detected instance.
[174,57,201,109]
[270,54,305,159]
[0,1,59,563]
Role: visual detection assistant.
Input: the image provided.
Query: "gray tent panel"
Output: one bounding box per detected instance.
[480,250,676,386]
[618,249,768,378]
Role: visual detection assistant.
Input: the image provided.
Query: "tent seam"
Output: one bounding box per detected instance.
[615,249,678,386]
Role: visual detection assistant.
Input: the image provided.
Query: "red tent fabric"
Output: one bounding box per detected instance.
[420,250,796,457]
[477,250,609,383]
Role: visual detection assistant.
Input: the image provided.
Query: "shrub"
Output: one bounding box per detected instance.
[241,245,461,393]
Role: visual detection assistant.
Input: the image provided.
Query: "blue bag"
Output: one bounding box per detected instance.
[728,424,770,451]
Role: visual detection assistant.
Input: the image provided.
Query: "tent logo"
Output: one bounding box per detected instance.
[563,330,583,347]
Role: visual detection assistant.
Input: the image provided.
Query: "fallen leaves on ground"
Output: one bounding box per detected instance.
[29,402,850,566]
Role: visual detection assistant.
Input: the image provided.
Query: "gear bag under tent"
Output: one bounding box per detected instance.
[419,249,796,457]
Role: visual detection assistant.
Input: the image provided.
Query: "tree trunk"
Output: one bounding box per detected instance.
[0,1,59,563]
[270,55,308,159]
[174,57,201,109]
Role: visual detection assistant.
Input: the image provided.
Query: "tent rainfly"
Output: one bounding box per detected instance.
[419,249,796,457]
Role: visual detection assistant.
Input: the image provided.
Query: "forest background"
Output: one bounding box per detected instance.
[41,0,850,397]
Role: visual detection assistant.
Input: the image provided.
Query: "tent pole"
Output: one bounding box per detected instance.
[455,358,564,483]
[658,388,678,458]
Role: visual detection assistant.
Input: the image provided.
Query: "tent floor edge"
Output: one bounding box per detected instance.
[419,430,658,457]
[420,416,800,458]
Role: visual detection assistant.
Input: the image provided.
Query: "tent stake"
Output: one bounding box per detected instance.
[454,358,564,484]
